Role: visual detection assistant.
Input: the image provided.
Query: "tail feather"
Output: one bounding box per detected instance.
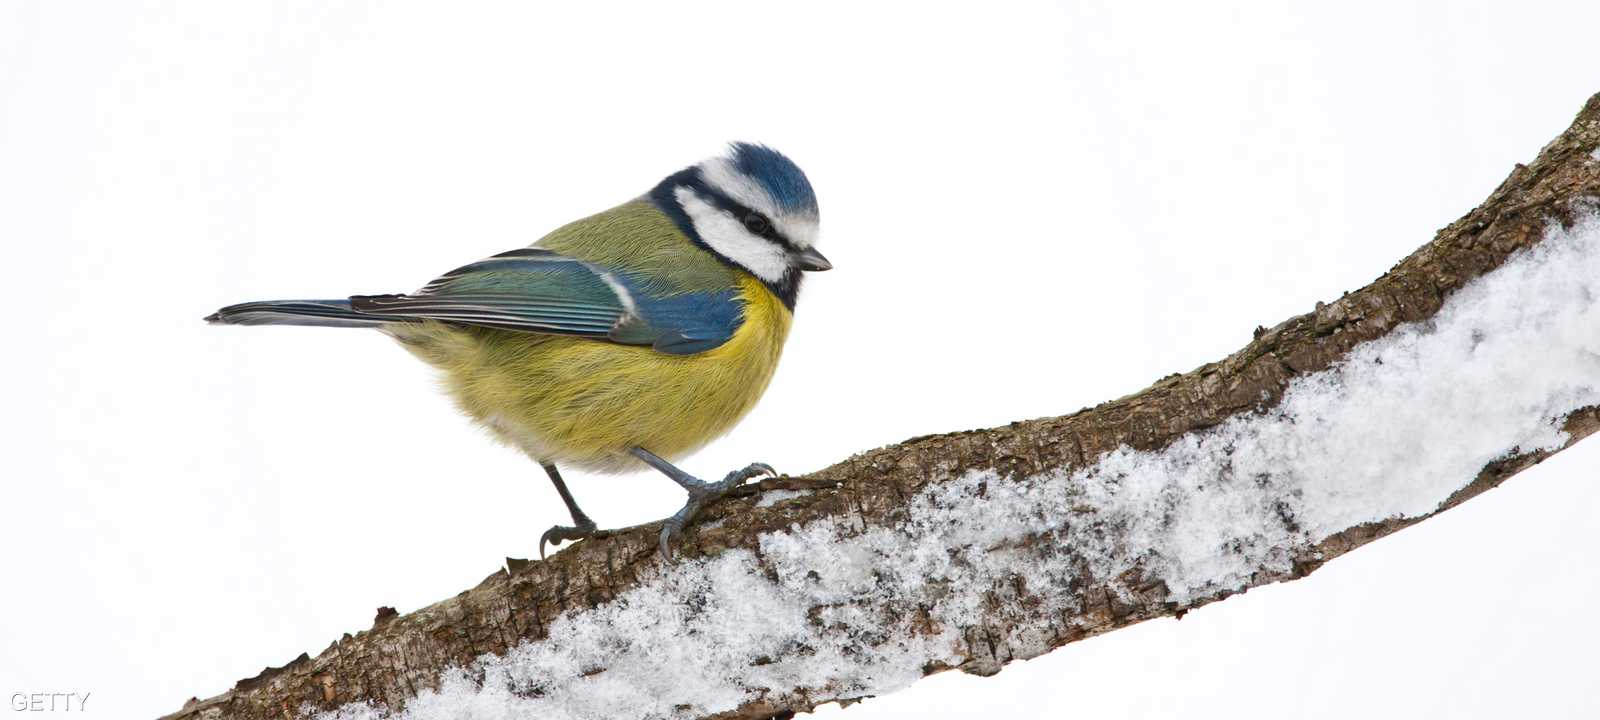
[205,299,404,328]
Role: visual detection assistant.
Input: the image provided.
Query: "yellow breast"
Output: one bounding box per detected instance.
[391,275,793,473]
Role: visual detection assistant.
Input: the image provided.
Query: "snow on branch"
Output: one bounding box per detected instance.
[164,93,1600,720]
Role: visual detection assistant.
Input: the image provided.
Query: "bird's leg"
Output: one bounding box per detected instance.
[538,462,598,560]
[631,447,776,562]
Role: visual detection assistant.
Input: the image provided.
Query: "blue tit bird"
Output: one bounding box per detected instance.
[206,143,829,561]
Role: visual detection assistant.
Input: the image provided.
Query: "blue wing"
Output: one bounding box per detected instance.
[350,247,744,355]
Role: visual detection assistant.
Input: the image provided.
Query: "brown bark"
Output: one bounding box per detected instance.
[163,92,1600,720]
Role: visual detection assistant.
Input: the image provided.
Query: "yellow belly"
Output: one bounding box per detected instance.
[388,275,792,473]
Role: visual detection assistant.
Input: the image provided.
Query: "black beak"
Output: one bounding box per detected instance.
[796,247,833,272]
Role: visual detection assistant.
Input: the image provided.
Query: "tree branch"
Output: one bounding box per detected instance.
[166,92,1600,720]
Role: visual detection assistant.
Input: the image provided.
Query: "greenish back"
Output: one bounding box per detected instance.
[537,200,738,296]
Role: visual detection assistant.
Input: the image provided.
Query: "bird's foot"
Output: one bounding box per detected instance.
[658,462,777,562]
[539,516,599,560]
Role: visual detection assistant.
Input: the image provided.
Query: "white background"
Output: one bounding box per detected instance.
[2,1,1597,718]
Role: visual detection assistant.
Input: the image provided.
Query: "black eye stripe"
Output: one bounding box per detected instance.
[719,201,787,247]
[742,212,771,235]
[678,175,798,251]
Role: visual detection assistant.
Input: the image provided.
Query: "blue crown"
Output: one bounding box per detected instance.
[728,142,818,217]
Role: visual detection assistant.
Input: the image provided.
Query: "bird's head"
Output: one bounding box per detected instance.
[650,143,827,307]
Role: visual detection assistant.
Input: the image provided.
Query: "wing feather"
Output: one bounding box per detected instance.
[344,246,745,354]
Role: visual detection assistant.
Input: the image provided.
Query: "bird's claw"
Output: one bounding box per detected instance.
[727,462,777,484]
[539,517,598,561]
[658,462,778,562]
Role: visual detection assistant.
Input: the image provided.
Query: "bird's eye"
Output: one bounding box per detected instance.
[742,213,771,235]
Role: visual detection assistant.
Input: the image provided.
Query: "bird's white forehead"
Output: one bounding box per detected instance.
[700,158,773,216]
[699,158,819,248]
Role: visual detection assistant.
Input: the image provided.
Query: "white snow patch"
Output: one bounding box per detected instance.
[755,488,814,507]
[314,212,1600,720]
[1590,145,1600,162]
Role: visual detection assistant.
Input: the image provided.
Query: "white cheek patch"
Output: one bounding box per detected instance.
[676,187,789,283]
